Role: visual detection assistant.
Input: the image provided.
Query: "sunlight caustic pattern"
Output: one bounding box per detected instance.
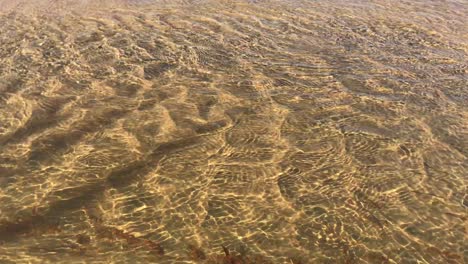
[0,0,467,263]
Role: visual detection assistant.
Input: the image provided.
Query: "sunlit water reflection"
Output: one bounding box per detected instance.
[0,0,467,263]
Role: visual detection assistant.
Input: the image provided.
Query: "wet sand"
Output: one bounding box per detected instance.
[0,0,467,263]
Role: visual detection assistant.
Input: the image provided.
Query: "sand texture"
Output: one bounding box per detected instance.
[0,0,467,263]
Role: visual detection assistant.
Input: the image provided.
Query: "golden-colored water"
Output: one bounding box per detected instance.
[0,0,467,263]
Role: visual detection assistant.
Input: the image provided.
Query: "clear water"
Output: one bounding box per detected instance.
[0,0,466,263]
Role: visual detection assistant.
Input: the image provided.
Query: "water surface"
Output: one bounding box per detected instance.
[0,0,467,263]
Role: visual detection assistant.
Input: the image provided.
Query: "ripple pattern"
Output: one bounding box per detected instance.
[0,0,467,263]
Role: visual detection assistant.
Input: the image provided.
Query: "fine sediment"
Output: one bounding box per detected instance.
[0,0,467,263]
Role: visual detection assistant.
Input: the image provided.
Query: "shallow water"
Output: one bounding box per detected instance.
[0,0,467,263]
